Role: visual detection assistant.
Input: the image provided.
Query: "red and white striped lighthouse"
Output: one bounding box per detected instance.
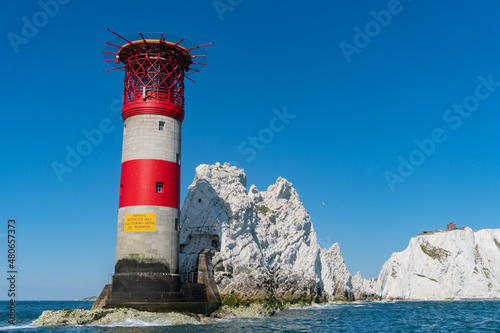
[100,29,212,307]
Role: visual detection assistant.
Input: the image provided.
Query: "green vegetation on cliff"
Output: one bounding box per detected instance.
[419,241,450,264]
[257,205,270,216]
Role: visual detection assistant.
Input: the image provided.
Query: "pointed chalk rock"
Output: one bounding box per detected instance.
[179,163,371,300]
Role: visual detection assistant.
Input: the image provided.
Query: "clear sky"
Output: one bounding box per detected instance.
[1,0,499,300]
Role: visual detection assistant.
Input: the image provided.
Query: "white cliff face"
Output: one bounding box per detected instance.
[179,163,369,300]
[179,163,500,301]
[376,228,500,300]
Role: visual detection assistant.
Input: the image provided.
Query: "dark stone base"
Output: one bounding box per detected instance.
[111,273,182,294]
[181,282,208,302]
[99,272,217,314]
[106,273,184,304]
[115,258,171,274]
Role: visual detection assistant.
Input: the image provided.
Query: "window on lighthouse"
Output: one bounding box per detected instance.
[156,182,163,193]
[159,121,165,131]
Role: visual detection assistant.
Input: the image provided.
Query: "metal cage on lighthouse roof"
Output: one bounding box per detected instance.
[102,29,213,123]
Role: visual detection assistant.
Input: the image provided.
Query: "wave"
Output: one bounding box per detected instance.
[92,318,176,327]
[287,301,380,311]
[287,302,340,311]
[0,325,36,331]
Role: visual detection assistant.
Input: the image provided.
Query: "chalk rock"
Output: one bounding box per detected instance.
[180,163,370,300]
[31,308,208,326]
[320,244,354,300]
[352,272,377,299]
[375,228,500,299]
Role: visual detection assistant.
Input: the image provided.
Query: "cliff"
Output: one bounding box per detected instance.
[375,227,500,299]
[179,163,500,302]
[179,163,374,302]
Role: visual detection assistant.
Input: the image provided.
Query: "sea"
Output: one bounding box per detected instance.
[0,300,499,332]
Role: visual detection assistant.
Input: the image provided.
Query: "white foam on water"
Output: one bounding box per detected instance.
[0,324,36,330]
[93,318,173,327]
[288,301,380,311]
[287,302,340,311]
[222,316,265,324]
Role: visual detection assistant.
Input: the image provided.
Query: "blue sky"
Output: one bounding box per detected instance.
[1,0,499,300]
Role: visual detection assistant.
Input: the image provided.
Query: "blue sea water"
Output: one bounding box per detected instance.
[0,300,499,332]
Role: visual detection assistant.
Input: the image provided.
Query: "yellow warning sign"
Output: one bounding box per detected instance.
[124,213,156,232]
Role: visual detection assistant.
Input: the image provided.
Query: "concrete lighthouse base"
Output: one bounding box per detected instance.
[106,273,184,303]
[93,250,220,315]
[94,275,218,315]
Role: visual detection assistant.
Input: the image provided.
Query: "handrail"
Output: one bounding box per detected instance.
[124,86,184,107]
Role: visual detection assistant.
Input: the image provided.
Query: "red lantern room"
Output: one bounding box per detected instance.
[103,29,212,122]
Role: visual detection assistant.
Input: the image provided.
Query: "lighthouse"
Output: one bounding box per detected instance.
[98,29,212,310]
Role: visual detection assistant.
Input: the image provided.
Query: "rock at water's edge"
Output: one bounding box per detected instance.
[31,308,211,326]
[179,163,374,302]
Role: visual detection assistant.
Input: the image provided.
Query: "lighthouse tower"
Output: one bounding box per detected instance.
[100,29,212,308]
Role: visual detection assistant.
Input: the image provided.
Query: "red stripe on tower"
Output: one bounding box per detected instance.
[121,99,185,123]
[119,159,180,209]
